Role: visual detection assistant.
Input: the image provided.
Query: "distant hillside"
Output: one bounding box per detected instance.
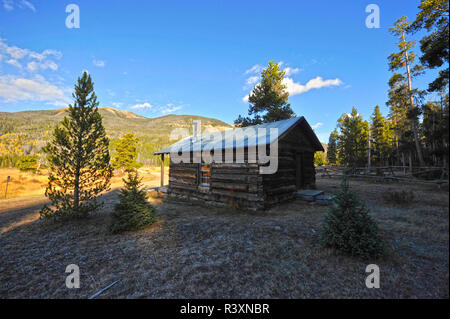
[0,107,231,165]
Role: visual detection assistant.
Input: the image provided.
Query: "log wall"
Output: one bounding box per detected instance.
[168,160,265,210]
[261,124,316,207]
[167,123,318,210]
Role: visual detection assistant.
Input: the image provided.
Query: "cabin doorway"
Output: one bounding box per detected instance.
[295,152,304,189]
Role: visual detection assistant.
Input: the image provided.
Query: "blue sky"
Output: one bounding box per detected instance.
[0,0,441,142]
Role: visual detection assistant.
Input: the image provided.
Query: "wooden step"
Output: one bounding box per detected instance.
[296,189,324,201]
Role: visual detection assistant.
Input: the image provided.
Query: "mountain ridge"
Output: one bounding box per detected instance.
[0,107,231,165]
[1,107,231,125]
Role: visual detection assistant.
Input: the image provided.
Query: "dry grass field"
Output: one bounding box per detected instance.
[0,175,448,299]
[0,169,49,199]
[0,167,166,200]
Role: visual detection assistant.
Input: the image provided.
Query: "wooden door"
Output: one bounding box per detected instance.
[296,152,304,189]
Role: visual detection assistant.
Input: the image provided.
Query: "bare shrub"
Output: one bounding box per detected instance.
[382,188,415,205]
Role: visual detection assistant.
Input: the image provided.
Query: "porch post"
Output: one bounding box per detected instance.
[160,154,165,187]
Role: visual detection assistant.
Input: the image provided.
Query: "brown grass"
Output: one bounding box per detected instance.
[0,177,448,298]
[0,169,48,199]
[0,167,167,201]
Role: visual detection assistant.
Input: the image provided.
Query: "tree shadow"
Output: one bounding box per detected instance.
[0,188,122,235]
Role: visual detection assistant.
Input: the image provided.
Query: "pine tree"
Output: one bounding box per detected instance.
[440,91,449,167]
[112,133,141,171]
[109,170,157,234]
[370,105,391,166]
[410,0,449,92]
[40,72,112,219]
[337,107,369,167]
[387,73,411,165]
[327,129,338,165]
[320,177,385,259]
[235,61,295,126]
[422,98,449,166]
[386,73,418,167]
[388,16,425,166]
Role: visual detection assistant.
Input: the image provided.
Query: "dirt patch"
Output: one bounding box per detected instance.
[0,177,448,298]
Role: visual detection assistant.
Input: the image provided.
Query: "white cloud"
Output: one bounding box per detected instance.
[111,102,123,109]
[246,76,259,86]
[3,44,28,59]
[311,122,324,130]
[0,74,70,105]
[27,60,58,72]
[20,0,34,11]
[129,102,183,114]
[160,104,182,114]
[244,64,263,75]
[282,76,343,96]
[0,38,61,72]
[284,67,301,76]
[93,59,106,67]
[130,102,152,110]
[28,49,62,61]
[241,76,343,102]
[6,59,21,68]
[2,0,13,11]
[2,0,35,11]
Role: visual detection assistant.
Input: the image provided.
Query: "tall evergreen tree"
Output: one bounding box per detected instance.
[388,16,425,166]
[40,72,112,219]
[112,133,141,172]
[370,105,391,166]
[386,73,413,166]
[440,91,449,167]
[235,61,295,126]
[337,107,369,167]
[422,97,449,166]
[327,129,338,165]
[410,0,449,92]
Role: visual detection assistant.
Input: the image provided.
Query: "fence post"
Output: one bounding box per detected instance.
[5,176,10,199]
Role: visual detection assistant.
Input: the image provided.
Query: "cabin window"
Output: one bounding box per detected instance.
[200,163,211,186]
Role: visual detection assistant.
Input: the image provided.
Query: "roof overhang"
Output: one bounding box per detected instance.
[154,116,324,155]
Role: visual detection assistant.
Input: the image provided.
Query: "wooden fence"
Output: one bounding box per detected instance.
[315,165,449,188]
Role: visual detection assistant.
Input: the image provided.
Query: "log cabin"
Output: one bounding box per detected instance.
[154,116,324,210]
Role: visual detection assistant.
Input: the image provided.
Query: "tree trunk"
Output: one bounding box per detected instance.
[368,126,371,172]
[409,151,413,175]
[74,167,80,211]
[402,152,406,175]
[402,31,425,167]
[74,133,82,213]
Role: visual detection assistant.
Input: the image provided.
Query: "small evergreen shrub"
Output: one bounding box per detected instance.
[16,155,38,173]
[382,188,415,205]
[109,170,156,234]
[320,177,385,259]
